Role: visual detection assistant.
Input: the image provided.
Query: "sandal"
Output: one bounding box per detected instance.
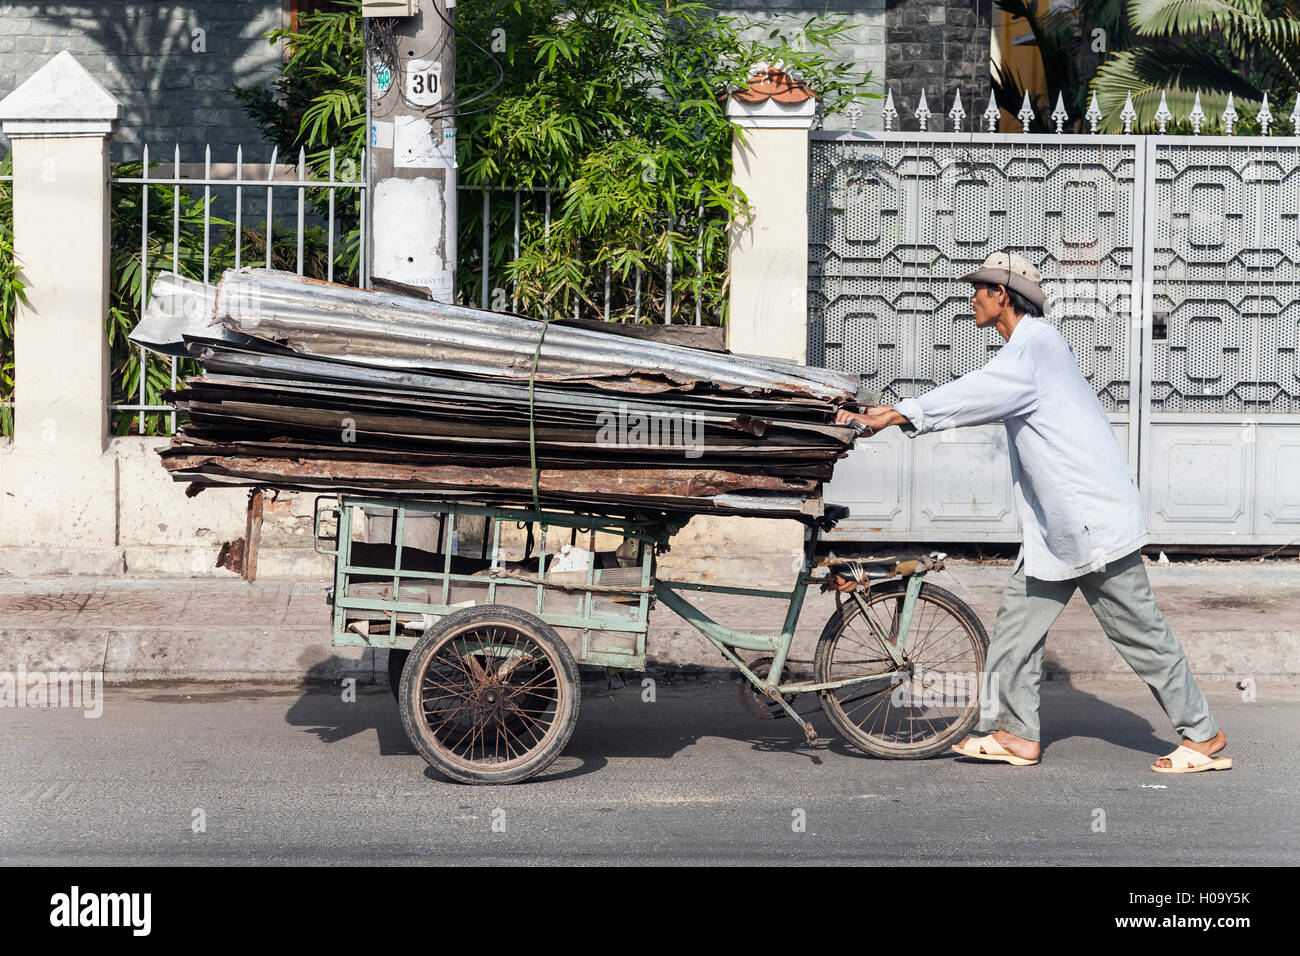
[1150,745,1233,774]
[951,734,1039,767]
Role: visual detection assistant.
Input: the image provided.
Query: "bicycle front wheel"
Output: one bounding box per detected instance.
[814,580,988,759]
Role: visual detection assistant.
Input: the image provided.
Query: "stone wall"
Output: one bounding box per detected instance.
[883,0,994,131]
[0,1,283,160]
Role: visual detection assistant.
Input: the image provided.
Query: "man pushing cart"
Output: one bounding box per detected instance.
[835,251,1231,775]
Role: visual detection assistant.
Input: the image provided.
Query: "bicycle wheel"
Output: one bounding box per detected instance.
[814,579,988,759]
[399,604,581,784]
[387,648,409,702]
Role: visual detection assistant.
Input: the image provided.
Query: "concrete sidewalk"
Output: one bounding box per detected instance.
[1,558,1297,682]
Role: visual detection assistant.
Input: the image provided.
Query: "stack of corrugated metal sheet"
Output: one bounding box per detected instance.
[133,268,863,521]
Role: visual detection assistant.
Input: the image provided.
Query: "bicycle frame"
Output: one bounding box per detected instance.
[652,523,929,702]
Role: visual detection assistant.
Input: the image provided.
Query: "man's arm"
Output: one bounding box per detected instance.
[835,343,1039,435]
[834,405,909,434]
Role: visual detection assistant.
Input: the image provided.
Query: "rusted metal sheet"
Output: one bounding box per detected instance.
[211,269,859,402]
[164,455,818,499]
[136,267,866,522]
[215,488,264,582]
[371,274,728,351]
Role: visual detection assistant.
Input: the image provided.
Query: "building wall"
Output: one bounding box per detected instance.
[883,0,995,131]
[0,1,284,161]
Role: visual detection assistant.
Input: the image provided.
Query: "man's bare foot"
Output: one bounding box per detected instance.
[957,730,1040,762]
[1153,729,1226,769]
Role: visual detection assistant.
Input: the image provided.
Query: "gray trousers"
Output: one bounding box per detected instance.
[976,549,1218,743]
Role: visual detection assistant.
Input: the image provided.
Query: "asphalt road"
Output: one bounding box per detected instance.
[2,678,1295,865]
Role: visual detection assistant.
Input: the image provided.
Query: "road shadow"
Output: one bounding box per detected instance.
[283,672,1186,780]
[284,684,415,757]
[281,679,611,784]
[563,677,1189,765]
[1036,681,1181,758]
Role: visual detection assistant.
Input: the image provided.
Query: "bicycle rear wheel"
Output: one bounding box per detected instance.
[814,580,988,759]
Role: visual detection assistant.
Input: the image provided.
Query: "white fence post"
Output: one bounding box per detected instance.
[725,68,817,365]
[686,67,815,575]
[0,51,123,566]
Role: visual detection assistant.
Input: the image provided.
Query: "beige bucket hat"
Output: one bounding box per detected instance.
[959,251,1046,309]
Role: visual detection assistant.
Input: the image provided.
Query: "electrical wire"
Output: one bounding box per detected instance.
[424,0,505,123]
[367,13,452,117]
[364,3,505,125]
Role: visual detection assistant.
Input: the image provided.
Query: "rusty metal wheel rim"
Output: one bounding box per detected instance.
[826,590,982,750]
[417,622,566,772]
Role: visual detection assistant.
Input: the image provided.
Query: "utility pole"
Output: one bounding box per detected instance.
[362,1,457,301]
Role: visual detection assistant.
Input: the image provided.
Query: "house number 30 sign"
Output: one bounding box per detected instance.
[405,59,442,108]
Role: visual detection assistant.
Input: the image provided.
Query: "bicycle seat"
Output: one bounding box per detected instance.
[826,559,898,582]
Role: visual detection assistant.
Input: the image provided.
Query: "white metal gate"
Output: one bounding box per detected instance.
[809,127,1300,545]
[1140,136,1300,544]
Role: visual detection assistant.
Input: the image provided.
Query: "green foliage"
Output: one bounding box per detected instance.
[1090,0,1300,133]
[105,169,346,436]
[0,6,363,440]
[452,0,874,321]
[992,0,1144,132]
[0,154,26,437]
[105,162,236,436]
[993,0,1090,132]
[236,0,875,323]
[104,0,367,436]
[234,1,367,165]
[0,153,345,439]
[1002,0,1300,134]
[234,0,365,280]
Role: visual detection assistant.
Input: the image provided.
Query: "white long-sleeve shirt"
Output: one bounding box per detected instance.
[893,316,1147,581]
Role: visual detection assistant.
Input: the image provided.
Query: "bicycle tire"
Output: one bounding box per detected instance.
[814,579,989,759]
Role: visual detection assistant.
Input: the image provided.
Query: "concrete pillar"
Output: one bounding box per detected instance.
[725,67,817,365]
[366,4,458,301]
[0,51,123,567]
[681,68,821,572]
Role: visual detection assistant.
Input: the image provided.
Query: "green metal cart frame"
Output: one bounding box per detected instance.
[313,495,989,784]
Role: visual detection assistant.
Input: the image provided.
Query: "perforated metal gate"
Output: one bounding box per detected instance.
[809,130,1300,545]
[1140,137,1300,543]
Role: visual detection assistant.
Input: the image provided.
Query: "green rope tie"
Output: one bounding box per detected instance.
[527,315,552,513]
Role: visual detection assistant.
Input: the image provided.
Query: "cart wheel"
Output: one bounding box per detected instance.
[814,580,988,759]
[387,649,409,702]
[399,605,581,785]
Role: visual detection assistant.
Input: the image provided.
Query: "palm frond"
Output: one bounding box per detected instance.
[1090,45,1264,130]
[1131,0,1300,47]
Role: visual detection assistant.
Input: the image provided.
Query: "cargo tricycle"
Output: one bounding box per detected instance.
[314,496,989,784]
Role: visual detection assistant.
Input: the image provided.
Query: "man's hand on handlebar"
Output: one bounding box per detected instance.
[834,405,910,435]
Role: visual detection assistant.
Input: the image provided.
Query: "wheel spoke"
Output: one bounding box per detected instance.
[824,589,984,752]
[910,619,962,662]
[497,712,539,755]
[503,669,558,698]
[407,615,575,774]
[421,670,479,702]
